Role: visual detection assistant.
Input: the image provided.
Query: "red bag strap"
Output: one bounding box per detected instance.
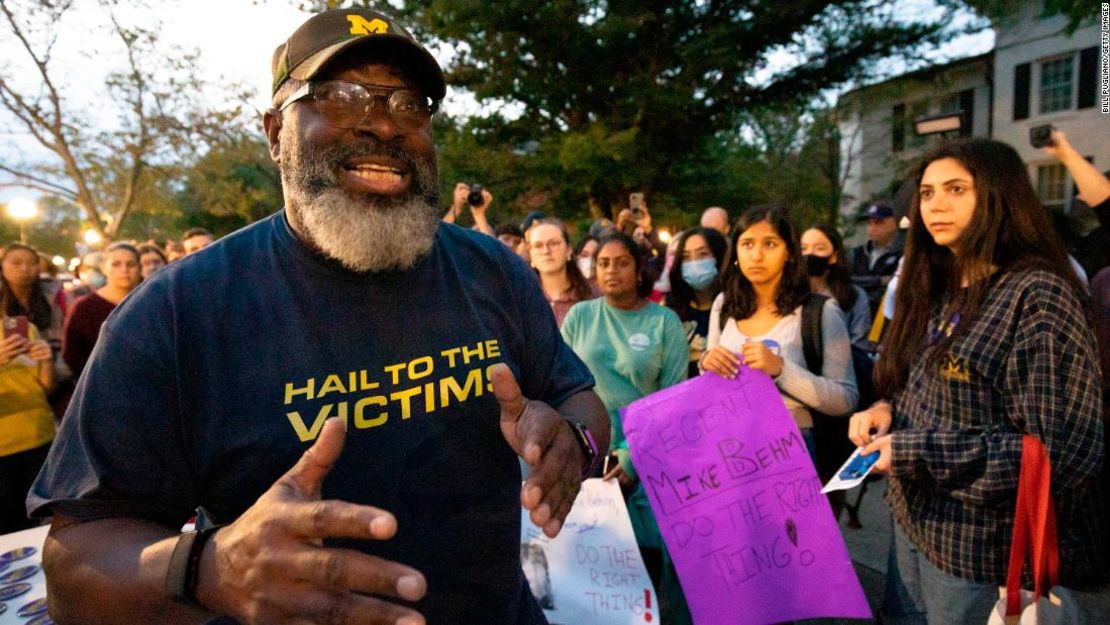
[1004,434,1060,616]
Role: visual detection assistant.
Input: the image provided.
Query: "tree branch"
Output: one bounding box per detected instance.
[0,164,79,198]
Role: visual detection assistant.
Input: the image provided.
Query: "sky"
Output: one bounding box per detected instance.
[0,0,994,206]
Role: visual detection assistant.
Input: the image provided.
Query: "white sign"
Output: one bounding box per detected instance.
[521,478,660,625]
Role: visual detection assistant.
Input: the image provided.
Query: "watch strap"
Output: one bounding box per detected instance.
[166,525,222,604]
[565,418,600,478]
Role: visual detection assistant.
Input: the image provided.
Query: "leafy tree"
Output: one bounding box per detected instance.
[299,1,982,221]
[170,131,284,237]
[0,0,253,241]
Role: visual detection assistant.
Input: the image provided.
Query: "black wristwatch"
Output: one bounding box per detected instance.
[565,419,600,478]
[166,525,222,605]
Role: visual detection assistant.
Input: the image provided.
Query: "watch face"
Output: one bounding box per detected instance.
[0,582,32,601]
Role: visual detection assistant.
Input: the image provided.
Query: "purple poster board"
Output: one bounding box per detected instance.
[621,369,871,625]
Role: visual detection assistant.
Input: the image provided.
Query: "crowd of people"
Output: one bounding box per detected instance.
[0,228,216,534]
[0,7,1107,625]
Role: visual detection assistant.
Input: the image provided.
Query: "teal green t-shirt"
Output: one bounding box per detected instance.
[562,297,688,552]
[560,298,688,453]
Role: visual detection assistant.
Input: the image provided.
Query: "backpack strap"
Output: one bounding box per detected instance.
[801,293,829,376]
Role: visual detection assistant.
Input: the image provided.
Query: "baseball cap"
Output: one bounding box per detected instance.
[864,202,895,220]
[271,8,446,100]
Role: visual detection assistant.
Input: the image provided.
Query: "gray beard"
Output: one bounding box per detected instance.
[280,129,441,273]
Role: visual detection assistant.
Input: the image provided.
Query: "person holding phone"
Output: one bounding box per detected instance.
[849,139,1105,622]
[1,245,57,533]
[1,242,63,345]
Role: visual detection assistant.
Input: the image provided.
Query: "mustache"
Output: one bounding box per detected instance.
[298,136,426,196]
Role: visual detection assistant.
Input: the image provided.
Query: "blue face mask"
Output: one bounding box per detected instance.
[681,258,718,290]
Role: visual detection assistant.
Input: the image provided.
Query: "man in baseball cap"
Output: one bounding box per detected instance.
[849,200,904,315]
[31,8,608,625]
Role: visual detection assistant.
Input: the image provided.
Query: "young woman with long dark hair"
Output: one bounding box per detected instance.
[0,242,57,532]
[1,242,61,342]
[701,206,858,456]
[849,139,1106,622]
[801,224,872,351]
[665,227,728,377]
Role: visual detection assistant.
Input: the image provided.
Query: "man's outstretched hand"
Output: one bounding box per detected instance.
[195,418,427,625]
[491,363,585,538]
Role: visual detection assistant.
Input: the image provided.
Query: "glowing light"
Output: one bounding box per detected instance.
[52,255,65,267]
[657,228,672,244]
[83,229,103,246]
[7,197,38,221]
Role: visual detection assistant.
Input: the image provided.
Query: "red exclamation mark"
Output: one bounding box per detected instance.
[644,589,653,622]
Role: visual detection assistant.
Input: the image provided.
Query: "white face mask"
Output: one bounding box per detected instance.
[576,257,594,279]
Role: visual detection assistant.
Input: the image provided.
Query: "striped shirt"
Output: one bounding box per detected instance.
[886,267,1106,587]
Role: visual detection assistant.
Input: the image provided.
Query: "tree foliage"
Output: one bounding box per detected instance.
[292,0,986,227]
[0,0,254,241]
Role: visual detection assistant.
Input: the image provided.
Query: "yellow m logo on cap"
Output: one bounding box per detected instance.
[347,15,390,35]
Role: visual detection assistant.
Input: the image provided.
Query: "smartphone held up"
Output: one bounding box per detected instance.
[1029,124,1055,149]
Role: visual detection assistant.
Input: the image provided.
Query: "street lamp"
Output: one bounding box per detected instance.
[6,197,38,243]
[83,229,103,247]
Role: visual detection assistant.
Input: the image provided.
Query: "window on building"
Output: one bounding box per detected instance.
[1037,163,1068,211]
[939,93,961,114]
[1039,56,1073,114]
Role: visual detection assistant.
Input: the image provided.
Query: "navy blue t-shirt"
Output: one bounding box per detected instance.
[29,212,594,624]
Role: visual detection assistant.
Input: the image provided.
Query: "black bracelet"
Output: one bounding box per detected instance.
[166,525,222,604]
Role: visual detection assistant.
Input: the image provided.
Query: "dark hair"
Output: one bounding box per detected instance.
[182,227,212,240]
[495,223,523,239]
[804,224,858,311]
[573,234,598,258]
[530,219,594,301]
[719,205,809,324]
[667,227,728,320]
[0,242,53,333]
[875,138,1087,397]
[594,232,653,299]
[136,243,167,263]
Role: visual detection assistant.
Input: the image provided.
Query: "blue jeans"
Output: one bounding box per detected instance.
[894,526,998,625]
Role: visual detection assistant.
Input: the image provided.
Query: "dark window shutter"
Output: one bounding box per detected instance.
[1077,47,1097,109]
[959,89,975,137]
[892,103,905,152]
[1014,63,1030,120]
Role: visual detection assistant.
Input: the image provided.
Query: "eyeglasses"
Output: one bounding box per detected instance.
[530,239,566,252]
[280,80,436,129]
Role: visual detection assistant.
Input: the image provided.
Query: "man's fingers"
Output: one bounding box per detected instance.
[283,499,399,541]
[274,548,426,601]
[267,585,425,625]
[281,418,347,496]
[490,363,526,425]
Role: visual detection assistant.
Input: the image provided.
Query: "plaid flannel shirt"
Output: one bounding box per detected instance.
[886,267,1107,587]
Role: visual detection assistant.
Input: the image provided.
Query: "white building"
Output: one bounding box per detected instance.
[838,2,1106,221]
